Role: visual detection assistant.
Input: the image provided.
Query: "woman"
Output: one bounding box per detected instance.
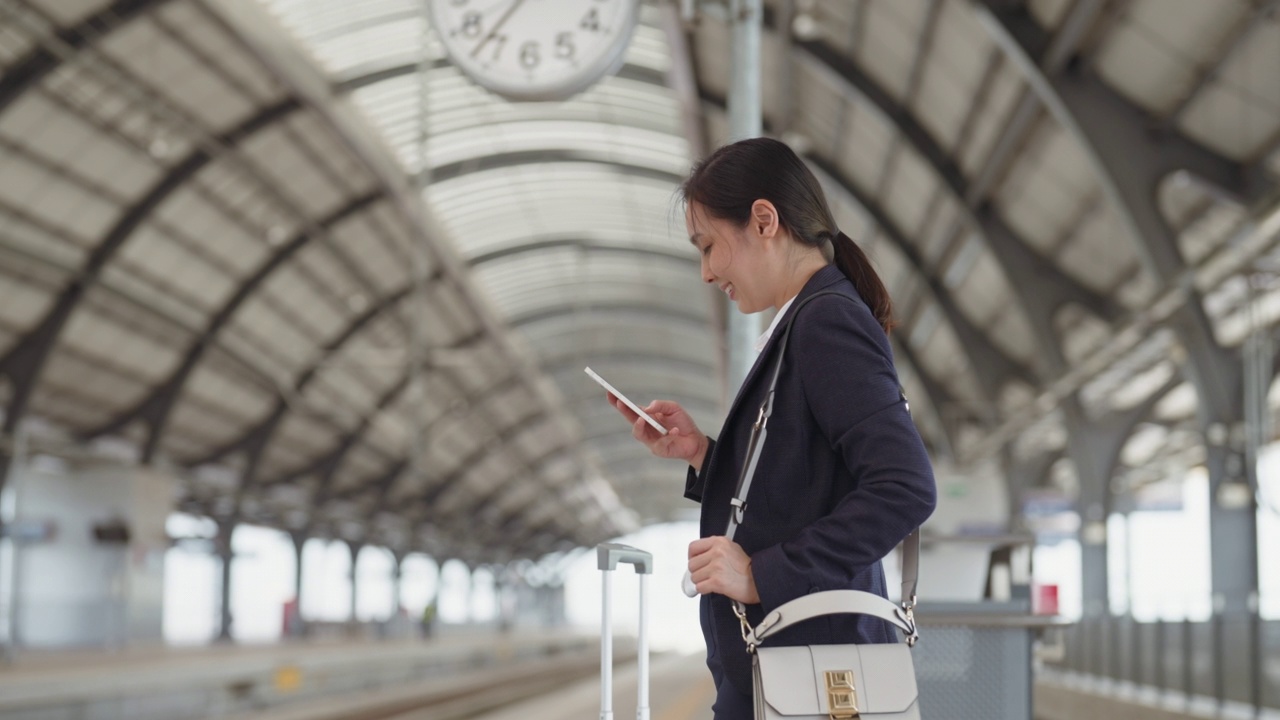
[607,138,937,718]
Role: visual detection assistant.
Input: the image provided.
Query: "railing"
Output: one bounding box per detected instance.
[1042,615,1280,714]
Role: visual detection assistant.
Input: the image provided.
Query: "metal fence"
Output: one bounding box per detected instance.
[1043,615,1280,714]
[913,600,1049,720]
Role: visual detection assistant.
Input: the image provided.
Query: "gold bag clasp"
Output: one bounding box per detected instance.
[824,670,859,719]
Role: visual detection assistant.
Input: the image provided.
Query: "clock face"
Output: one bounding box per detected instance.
[428,0,641,101]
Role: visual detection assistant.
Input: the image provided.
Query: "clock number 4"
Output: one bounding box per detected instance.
[581,8,600,31]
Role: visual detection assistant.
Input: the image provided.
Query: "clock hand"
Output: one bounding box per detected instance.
[471,0,526,58]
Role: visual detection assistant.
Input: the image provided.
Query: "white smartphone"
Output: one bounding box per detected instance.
[584,367,668,435]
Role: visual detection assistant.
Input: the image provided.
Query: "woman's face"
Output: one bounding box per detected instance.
[687,202,775,314]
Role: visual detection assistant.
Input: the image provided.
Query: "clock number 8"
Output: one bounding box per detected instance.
[520,41,541,69]
[555,32,575,60]
[461,12,481,38]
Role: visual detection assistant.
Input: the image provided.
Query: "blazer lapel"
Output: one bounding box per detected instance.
[716,264,847,436]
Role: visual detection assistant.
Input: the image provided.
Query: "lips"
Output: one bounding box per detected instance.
[720,282,735,300]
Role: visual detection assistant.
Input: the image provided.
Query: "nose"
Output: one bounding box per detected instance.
[700,253,714,284]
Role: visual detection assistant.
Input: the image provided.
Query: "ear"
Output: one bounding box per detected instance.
[749,199,780,240]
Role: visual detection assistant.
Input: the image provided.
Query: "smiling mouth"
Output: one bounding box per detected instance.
[720,283,735,300]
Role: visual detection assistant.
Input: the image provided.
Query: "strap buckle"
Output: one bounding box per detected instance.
[898,596,919,648]
[733,601,755,652]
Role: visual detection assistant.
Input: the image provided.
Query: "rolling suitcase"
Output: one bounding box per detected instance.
[596,543,653,720]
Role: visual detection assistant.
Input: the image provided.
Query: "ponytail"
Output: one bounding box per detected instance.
[832,230,895,335]
[681,137,895,336]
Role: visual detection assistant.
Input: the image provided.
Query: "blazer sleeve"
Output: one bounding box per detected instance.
[683,437,716,503]
[750,294,936,614]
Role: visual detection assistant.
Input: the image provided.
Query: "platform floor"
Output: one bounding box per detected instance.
[0,629,595,717]
[470,652,715,720]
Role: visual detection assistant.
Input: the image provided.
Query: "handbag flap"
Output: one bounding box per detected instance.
[757,646,823,715]
[758,644,918,716]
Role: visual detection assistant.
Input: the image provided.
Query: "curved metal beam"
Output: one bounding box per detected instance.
[469,239,697,268]
[0,98,302,495]
[972,0,1252,420]
[83,189,382,461]
[429,149,683,186]
[336,58,668,95]
[191,283,417,467]
[783,31,1121,339]
[0,0,175,114]
[805,153,1040,393]
[330,371,526,506]
[296,373,412,522]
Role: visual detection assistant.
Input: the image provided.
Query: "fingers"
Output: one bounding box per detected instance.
[608,393,639,423]
[687,537,741,599]
[645,399,685,416]
[688,536,723,558]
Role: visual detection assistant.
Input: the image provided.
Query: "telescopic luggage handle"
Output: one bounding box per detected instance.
[597,543,653,720]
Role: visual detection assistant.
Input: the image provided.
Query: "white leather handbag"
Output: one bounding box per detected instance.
[721,291,924,720]
[744,550,922,720]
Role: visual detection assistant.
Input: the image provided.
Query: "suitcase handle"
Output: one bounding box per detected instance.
[598,543,652,720]
[597,542,654,574]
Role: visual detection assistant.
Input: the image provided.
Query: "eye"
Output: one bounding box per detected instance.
[701,243,711,256]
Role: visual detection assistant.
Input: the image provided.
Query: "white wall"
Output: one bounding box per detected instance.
[915,462,1010,602]
[10,458,171,648]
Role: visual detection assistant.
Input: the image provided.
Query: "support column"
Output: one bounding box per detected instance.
[391,550,405,616]
[725,0,764,396]
[1204,433,1260,707]
[288,531,306,638]
[215,520,235,642]
[347,540,361,625]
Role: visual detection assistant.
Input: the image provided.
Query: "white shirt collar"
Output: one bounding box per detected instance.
[755,296,797,354]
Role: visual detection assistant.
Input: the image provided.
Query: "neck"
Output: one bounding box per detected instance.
[771,253,829,310]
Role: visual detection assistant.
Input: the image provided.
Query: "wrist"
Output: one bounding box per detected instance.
[689,433,710,472]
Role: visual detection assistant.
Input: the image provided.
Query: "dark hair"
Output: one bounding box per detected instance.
[679,137,894,334]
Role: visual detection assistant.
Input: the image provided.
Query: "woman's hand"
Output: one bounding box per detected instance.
[606,395,710,471]
[688,536,760,604]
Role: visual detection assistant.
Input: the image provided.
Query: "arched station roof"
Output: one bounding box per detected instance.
[1,0,1278,561]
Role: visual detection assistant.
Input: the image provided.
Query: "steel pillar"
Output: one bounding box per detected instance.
[725,0,764,397]
[215,520,236,641]
[347,540,362,624]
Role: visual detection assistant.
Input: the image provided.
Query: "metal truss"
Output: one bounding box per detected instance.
[82,190,383,461]
[0,0,175,113]
[0,98,302,495]
[974,3,1265,649]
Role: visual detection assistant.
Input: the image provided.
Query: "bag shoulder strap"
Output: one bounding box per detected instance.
[724,288,921,635]
[747,589,916,646]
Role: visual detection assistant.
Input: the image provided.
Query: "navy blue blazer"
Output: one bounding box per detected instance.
[685,263,937,696]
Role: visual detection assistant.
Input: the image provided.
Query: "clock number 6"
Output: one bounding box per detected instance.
[520,41,541,69]
[555,32,575,60]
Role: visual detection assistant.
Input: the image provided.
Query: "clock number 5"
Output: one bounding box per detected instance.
[520,41,541,69]
[555,32,575,60]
